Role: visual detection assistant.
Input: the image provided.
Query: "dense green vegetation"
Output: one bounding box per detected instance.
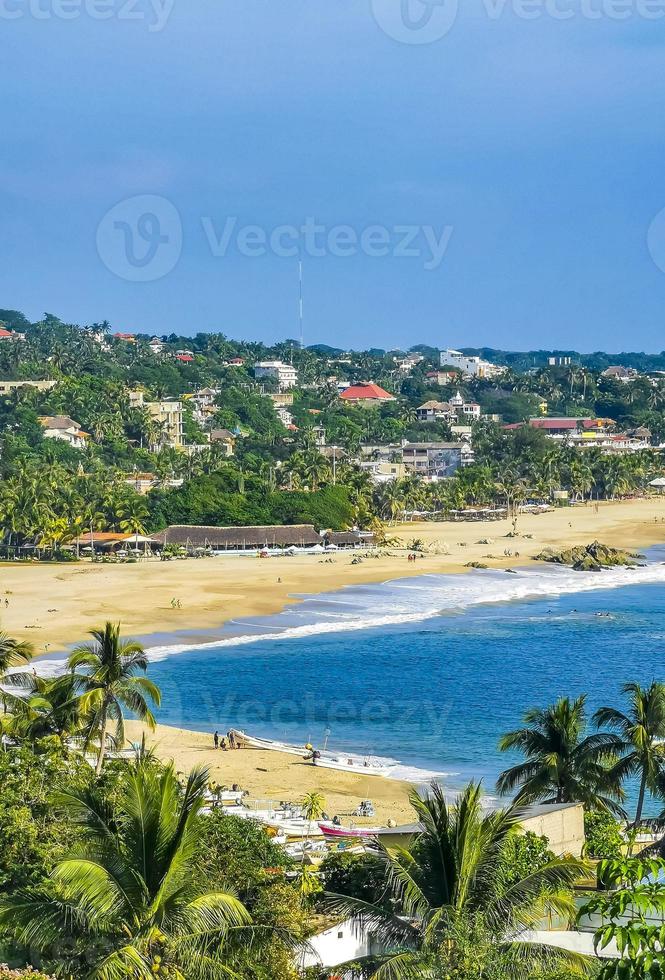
[1,626,665,977]
[0,310,663,553]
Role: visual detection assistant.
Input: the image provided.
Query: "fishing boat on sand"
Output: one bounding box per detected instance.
[229,728,397,778]
[318,821,386,839]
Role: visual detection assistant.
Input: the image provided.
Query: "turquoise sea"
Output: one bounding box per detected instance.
[141,546,665,813]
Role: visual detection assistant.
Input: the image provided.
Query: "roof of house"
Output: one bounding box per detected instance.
[210,428,236,441]
[38,415,80,430]
[602,365,636,377]
[0,328,14,338]
[339,382,395,401]
[403,442,464,451]
[417,400,455,411]
[325,530,375,546]
[75,532,130,544]
[529,417,612,431]
[176,354,194,363]
[151,524,322,548]
[113,332,135,340]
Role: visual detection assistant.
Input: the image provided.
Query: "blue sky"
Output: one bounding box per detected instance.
[3,0,665,350]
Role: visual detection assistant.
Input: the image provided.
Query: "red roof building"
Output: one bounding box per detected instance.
[504,417,614,434]
[339,382,395,404]
[114,332,136,342]
[176,354,194,363]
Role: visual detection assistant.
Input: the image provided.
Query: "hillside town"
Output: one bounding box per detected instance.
[0,309,664,558]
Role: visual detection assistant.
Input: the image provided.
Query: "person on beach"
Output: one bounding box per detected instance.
[220,737,227,750]
[228,730,236,749]
[213,731,219,749]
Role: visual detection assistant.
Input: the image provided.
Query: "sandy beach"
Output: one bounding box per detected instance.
[124,720,416,826]
[1,498,665,656]
[5,497,665,822]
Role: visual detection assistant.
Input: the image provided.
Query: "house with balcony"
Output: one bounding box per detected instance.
[440,348,504,379]
[38,415,89,449]
[415,400,457,423]
[129,391,184,449]
[253,360,298,390]
[402,441,473,479]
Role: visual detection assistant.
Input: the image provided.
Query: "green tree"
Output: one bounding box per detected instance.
[578,857,665,979]
[583,810,624,860]
[594,681,665,825]
[68,622,160,774]
[0,760,251,979]
[325,782,588,979]
[0,633,33,686]
[497,695,625,814]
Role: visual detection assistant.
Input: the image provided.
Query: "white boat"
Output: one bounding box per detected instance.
[230,729,312,758]
[312,755,396,778]
[230,728,396,779]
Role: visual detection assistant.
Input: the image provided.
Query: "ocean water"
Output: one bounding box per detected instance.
[143,546,665,811]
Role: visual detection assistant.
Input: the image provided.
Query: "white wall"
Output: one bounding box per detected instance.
[300,918,373,969]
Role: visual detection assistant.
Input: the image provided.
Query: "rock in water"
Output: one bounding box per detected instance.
[534,540,645,571]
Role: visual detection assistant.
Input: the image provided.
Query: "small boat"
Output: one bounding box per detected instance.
[312,755,395,778]
[230,729,312,758]
[230,728,396,778]
[318,821,385,839]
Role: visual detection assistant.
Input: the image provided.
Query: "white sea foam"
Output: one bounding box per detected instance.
[21,560,664,788]
[143,560,665,663]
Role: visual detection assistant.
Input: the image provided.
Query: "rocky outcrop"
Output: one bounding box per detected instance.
[534,540,645,572]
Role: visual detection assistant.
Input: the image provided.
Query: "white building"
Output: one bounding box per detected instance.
[440,348,503,379]
[38,415,89,450]
[415,400,457,423]
[148,337,165,355]
[253,360,298,390]
[299,918,377,973]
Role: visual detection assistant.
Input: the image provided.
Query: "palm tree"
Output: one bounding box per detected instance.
[497,696,625,814]
[115,496,149,535]
[594,681,665,825]
[0,760,251,978]
[4,672,83,743]
[68,622,161,774]
[326,783,588,979]
[0,632,34,686]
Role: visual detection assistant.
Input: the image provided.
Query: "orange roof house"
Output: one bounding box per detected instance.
[339,382,395,404]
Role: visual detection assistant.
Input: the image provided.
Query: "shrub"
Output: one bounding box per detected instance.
[584,809,624,860]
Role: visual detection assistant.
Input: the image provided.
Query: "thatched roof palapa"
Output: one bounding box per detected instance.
[152,524,321,549]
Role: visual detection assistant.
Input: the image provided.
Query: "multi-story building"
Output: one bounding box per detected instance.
[402,441,473,479]
[415,400,457,423]
[210,428,236,456]
[417,391,481,423]
[253,360,298,390]
[130,391,184,449]
[0,379,57,395]
[38,415,89,449]
[440,348,503,379]
[394,353,424,373]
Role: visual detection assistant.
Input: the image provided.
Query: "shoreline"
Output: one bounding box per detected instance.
[123,720,418,826]
[3,498,665,656]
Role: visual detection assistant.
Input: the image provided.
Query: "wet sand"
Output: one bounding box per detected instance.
[2,498,665,655]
